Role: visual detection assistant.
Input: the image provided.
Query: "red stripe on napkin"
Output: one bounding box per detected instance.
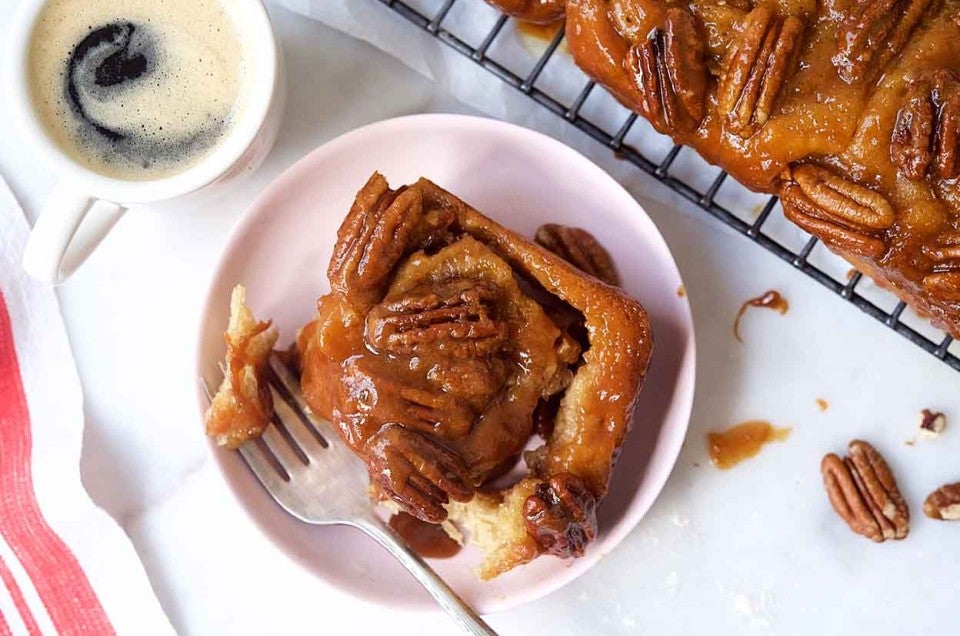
[0,292,115,635]
[0,611,12,636]
[0,557,40,636]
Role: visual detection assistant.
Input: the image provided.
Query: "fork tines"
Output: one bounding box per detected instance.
[200,354,359,497]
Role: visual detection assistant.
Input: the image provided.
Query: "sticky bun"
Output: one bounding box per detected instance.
[552,0,960,337]
[289,173,652,577]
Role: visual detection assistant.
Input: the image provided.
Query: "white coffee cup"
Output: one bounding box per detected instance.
[7,0,285,283]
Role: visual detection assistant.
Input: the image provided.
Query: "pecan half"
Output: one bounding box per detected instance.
[833,0,933,84]
[922,271,960,301]
[366,424,473,523]
[922,230,960,300]
[340,356,476,440]
[366,280,508,358]
[535,224,620,286]
[780,164,894,259]
[821,440,909,542]
[923,229,960,266]
[328,174,423,308]
[718,7,804,137]
[523,473,598,558]
[891,71,960,180]
[626,8,707,135]
[924,482,960,520]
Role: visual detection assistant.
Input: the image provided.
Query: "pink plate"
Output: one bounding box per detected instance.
[196,114,696,614]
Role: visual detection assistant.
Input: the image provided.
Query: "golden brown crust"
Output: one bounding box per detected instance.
[204,286,279,449]
[298,173,652,577]
[566,0,960,337]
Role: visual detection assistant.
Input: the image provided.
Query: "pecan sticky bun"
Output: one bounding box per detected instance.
[565,0,960,337]
[293,173,652,578]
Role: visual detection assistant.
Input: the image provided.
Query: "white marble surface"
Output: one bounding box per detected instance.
[2,2,959,634]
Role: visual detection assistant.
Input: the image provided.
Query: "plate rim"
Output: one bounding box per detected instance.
[193,113,697,614]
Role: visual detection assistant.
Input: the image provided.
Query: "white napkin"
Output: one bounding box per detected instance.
[0,178,172,635]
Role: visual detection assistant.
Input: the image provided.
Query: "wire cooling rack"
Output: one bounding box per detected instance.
[378,0,960,372]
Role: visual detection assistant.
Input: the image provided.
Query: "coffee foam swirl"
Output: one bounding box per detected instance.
[64,20,227,172]
[29,0,246,181]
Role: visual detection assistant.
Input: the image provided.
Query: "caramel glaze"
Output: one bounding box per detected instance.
[299,238,572,500]
[566,0,960,337]
[389,512,462,559]
[487,0,566,24]
[733,290,789,342]
[708,421,791,470]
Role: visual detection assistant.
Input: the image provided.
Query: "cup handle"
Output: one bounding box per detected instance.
[22,181,126,283]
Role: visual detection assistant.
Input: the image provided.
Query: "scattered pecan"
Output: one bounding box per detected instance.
[535,224,620,286]
[718,7,804,137]
[328,174,423,308]
[923,482,960,520]
[891,71,960,180]
[833,0,933,84]
[918,408,947,439]
[365,424,474,523]
[523,473,598,558]
[626,8,707,135]
[821,440,909,542]
[780,164,894,259]
[366,280,508,358]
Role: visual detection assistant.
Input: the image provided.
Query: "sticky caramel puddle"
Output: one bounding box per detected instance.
[388,512,461,559]
[733,290,789,342]
[707,420,792,469]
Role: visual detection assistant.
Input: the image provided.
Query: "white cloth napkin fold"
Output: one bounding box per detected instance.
[0,177,172,636]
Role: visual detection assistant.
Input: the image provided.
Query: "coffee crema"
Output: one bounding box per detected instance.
[28,0,249,181]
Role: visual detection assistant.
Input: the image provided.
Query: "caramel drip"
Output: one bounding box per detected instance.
[707,420,791,469]
[733,290,789,342]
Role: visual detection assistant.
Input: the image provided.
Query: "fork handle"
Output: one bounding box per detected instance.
[356,518,498,636]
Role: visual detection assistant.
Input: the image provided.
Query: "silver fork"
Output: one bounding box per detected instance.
[201,354,496,636]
